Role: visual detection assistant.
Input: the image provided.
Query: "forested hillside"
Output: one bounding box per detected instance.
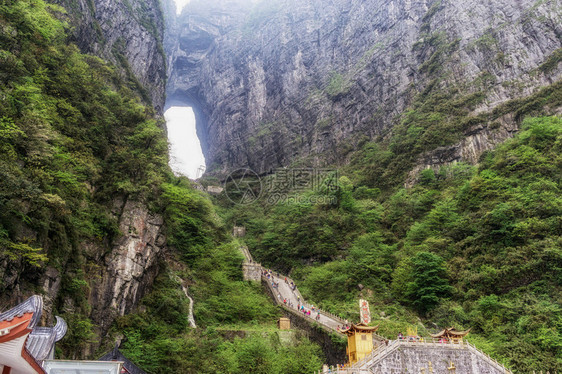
[220,116,562,371]
[0,0,167,351]
[0,2,325,372]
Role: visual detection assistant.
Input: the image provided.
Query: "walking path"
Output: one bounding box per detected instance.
[239,243,512,374]
[262,269,347,333]
[236,243,350,334]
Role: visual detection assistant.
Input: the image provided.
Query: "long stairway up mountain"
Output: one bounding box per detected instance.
[236,239,349,334]
[262,268,348,334]
[236,241,380,339]
[242,242,515,374]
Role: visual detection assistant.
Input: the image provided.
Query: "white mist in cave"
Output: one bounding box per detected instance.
[173,0,190,14]
[164,106,206,180]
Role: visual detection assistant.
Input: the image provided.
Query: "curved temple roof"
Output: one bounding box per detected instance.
[0,296,68,373]
[430,327,471,338]
[0,295,43,329]
[26,316,68,361]
[341,323,379,336]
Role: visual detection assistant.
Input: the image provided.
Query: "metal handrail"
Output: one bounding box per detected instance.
[261,273,347,335]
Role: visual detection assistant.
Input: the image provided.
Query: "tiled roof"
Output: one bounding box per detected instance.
[26,316,68,361]
[0,296,68,365]
[0,296,43,329]
[99,347,147,374]
[430,327,471,338]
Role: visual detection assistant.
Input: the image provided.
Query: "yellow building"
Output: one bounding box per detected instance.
[278,317,290,330]
[342,323,379,365]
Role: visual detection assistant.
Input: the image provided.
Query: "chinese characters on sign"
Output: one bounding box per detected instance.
[359,299,371,324]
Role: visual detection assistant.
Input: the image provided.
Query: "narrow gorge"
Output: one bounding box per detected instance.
[166,0,561,179]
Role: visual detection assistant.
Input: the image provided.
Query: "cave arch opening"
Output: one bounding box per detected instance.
[164,96,207,180]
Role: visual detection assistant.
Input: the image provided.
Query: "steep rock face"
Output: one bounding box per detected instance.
[0,199,167,346]
[404,116,520,187]
[166,0,562,176]
[43,0,169,341]
[88,199,166,336]
[54,0,167,112]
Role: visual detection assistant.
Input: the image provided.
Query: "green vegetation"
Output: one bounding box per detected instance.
[249,122,276,148]
[348,71,561,191]
[3,0,562,373]
[325,72,351,98]
[0,2,327,372]
[420,0,442,33]
[120,319,323,374]
[400,252,453,315]
[538,48,562,74]
[0,0,170,356]
[219,116,562,371]
[114,251,321,373]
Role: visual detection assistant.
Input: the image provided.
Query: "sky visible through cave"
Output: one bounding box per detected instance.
[164,107,205,180]
[165,0,205,180]
[174,0,190,14]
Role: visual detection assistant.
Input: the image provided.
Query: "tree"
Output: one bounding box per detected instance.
[405,252,452,315]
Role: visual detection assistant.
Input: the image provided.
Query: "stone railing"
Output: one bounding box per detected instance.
[391,339,510,373]
[465,341,512,374]
[261,273,346,336]
[351,339,400,370]
[239,245,254,262]
[314,365,371,374]
[239,246,262,281]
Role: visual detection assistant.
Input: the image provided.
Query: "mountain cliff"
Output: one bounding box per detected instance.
[0,2,300,366]
[167,0,561,179]
[0,0,171,357]
[54,0,167,112]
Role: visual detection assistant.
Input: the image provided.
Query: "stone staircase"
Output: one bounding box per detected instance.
[261,268,348,335]
[236,231,513,374]
[235,228,351,335]
[239,246,261,281]
[238,243,386,345]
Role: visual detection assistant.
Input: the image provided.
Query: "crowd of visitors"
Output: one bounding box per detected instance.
[263,268,327,323]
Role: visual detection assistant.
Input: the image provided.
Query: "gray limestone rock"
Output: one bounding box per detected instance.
[89,199,166,336]
[166,0,562,177]
[54,0,167,112]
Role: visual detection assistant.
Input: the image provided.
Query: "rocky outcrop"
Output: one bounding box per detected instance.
[166,0,562,176]
[404,115,520,187]
[46,0,169,341]
[0,199,166,352]
[89,199,166,335]
[54,0,167,112]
